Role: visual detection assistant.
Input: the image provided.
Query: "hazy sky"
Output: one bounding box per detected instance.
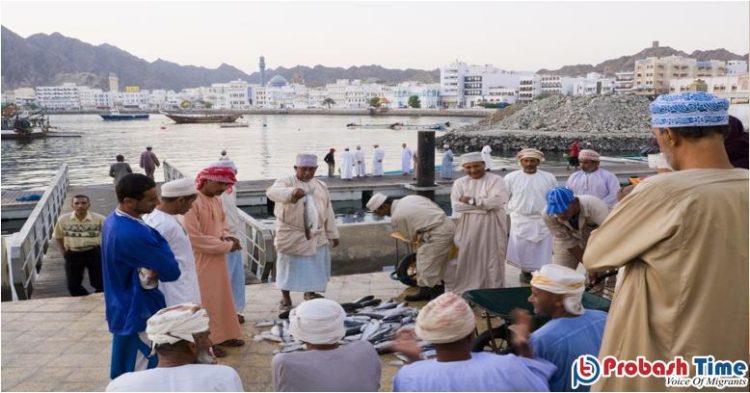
[2,1,748,73]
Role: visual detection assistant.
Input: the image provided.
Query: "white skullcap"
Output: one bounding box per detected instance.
[146,304,209,347]
[289,299,346,345]
[161,178,197,198]
[366,193,388,212]
[517,148,545,162]
[296,153,318,167]
[531,264,586,315]
[209,159,237,173]
[443,144,450,149]
[415,292,476,344]
[460,152,484,165]
[578,149,600,161]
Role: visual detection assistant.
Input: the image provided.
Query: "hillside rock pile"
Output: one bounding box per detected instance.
[441,94,655,152]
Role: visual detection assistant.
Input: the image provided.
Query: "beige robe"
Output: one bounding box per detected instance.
[182,192,242,344]
[449,173,509,294]
[391,195,455,287]
[582,169,749,391]
[266,175,339,256]
[543,194,609,269]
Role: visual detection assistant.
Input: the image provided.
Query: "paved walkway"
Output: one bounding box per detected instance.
[2,269,525,392]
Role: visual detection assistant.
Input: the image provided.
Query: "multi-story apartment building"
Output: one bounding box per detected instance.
[518,75,540,103]
[669,74,749,103]
[36,83,81,110]
[614,72,635,94]
[487,86,518,104]
[634,55,727,95]
[440,61,528,107]
[540,75,562,95]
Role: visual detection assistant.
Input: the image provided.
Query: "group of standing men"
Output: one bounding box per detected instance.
[323,143,423,180]
[93,157,248,380]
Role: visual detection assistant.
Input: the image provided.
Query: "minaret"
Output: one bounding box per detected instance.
[259,56,266,86]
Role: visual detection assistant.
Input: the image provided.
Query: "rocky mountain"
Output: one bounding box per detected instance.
[538,45,748,76]
[0,26,439,90]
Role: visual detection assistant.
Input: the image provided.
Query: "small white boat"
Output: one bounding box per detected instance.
[219,123,249,128]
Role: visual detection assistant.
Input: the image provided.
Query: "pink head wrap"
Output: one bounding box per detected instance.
[415,292,476,344]
[195,166,237,192]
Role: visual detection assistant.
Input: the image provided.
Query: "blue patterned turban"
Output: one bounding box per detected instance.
[650,92,729,128]
[545,187,575,215]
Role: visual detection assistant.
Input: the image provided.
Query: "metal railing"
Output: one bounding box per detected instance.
[3,164,69,301]
[163,160,277,282]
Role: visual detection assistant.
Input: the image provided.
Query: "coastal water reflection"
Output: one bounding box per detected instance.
[1,114,479,190]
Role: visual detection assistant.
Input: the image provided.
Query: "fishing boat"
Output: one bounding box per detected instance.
[100,109,149,121]
[346,122,404,130]
[1,111,82,140]
[163,112,242,124]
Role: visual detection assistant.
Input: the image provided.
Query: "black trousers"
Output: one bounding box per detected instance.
[64,247,103,296]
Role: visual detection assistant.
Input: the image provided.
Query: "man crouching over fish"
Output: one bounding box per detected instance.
[266,153,340,311]
[272,299,381,391]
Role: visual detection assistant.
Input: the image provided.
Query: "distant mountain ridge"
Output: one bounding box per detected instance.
[1,26,747,90]
[537,46,748,76]
[0,26,440,90]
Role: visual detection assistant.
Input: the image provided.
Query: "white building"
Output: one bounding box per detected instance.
[391,82,441,108]
[727,60,748,75]
[614,71,635,94]
[440,61,530,108]
[487,86,518,104]
[36,83,81,110]
[540,75,562,95]
[518,75,540,103]
[78,87,103,109]
[669,74,749,103]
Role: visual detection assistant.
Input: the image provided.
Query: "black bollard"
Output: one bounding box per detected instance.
[416,130,436,200]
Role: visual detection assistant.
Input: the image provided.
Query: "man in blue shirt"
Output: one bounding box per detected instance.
[525,264,607,392]
[102,174,181,379]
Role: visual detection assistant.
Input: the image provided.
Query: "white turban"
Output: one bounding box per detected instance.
[289,299,346,345]
[531,264,585,315]
[208,159,237,173]
[578,149,600,161]
[161,178,197,198]
[146,304,209,347]
[296,153,318,167]
[517,148,545,161]
[460,152,484,165]
[415,292,476,344]
[366,193,388,212]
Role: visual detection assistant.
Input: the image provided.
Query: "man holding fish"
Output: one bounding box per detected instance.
[266,154,340,311]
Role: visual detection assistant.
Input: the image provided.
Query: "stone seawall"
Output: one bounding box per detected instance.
[438,129,653,153]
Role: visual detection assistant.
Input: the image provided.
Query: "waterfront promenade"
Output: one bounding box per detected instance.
[1,269,527,392]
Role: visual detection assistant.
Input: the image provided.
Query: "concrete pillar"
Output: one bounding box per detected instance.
[416,130,436,200]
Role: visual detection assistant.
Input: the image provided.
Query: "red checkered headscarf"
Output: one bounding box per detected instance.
[195,166,237,192]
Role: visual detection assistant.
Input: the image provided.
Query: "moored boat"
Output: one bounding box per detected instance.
[163,112,241,124]
[100,110,149,121]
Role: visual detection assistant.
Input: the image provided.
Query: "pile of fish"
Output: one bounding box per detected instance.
[254,296,436,362]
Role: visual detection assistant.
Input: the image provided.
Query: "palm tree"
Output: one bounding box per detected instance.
[322,97,335,109]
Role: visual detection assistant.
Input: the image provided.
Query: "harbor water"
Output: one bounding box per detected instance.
[1,114,480,191]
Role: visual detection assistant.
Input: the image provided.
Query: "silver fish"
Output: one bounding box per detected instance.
[421,349,437,359]
[345,334,362,341]
[360,320,381,341]
[255,319,277,328]
[303,194,316,240]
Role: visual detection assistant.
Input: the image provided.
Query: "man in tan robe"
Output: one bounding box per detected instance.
[182,165,244,355]
[582,92,749,391]
[542,187,609,270]
[449,152,508,294]
[367,193,455,301]
[266,154,339,311]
